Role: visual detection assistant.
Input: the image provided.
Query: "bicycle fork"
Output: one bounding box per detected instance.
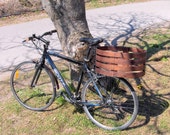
[30,65,42,87]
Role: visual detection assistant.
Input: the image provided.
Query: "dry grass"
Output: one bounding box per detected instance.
[0,0,150,27]
[0,11,48,27]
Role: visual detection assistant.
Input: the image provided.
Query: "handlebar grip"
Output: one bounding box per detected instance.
[51,30,57,33]
[41,30,57,37]
[22,37,34,43]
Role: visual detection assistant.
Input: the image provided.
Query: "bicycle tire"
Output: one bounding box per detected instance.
[10,61,56,111]
[81,76,138,130]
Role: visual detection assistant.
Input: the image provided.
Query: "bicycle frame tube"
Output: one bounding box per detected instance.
[84,64,104,99]
[46,50,103,103]
[45,54,73,97]
[47,50,83,65]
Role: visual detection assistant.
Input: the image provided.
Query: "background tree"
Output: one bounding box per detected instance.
[41,0,92,82]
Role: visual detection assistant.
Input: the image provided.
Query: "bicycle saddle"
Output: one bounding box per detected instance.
[79,37,103,46]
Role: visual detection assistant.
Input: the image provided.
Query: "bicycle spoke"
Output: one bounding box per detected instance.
[82,76,138,130]
[10,61,56,111]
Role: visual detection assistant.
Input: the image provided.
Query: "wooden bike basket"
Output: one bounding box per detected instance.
[95,46,147,78]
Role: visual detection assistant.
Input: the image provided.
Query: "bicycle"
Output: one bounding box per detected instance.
[10,30,139,131]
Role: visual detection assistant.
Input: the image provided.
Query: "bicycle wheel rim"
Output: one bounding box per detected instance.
[10,61,56,111]
[82,76,138,130]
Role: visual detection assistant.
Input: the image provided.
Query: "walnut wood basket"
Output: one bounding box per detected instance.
[95,46,147,78]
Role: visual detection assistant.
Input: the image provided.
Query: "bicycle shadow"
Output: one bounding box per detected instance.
[138,93,169,117]
[129,84,169,130]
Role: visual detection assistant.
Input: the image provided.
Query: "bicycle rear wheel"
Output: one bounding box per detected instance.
[10,61,56,111]
[81,76,138,130]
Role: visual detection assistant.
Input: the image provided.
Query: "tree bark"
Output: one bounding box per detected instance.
[41,0,92,82]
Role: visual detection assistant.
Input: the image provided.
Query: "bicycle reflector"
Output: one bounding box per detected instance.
[14,70,19,79]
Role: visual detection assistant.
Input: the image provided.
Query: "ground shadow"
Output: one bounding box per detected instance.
[88,12,170,132]
[138,93,169,117]
[109,15,170,132]
[130,83,169,130]
[1,9,170,133]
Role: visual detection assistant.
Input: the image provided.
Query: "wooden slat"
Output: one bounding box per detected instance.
[95,61,145,72]
[95,46,146,78]
[96,55,146,65]
[95,67,145,78]
[97,49,146,59]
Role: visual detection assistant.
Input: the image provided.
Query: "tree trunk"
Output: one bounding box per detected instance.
[41,0,92,82]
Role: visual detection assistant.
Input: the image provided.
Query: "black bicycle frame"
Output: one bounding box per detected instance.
[31,44,103,104]
[46,50,85,99]
[24,32,104,105]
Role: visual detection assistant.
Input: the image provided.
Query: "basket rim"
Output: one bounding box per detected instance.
[96,46,147,59]
[97,46,146,53]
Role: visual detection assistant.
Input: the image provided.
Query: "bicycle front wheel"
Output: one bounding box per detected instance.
[10,61,56,111]
[81,76,138,130]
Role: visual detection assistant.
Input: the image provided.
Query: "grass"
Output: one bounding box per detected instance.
[0,0,170,135]
[86,0,148,9]
[0,32,170,134]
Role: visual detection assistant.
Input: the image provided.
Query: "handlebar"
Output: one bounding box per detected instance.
[22,30,110,63]
[23,30,57,43]
[41,30,57,37]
